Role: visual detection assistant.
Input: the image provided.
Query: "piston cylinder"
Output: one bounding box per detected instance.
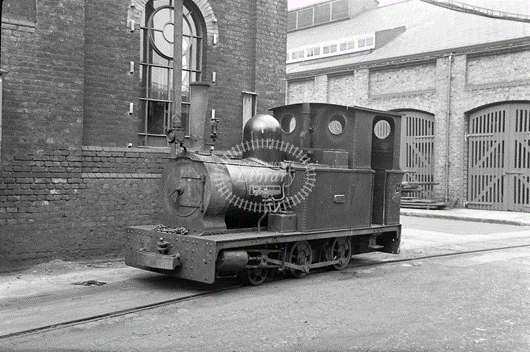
[216,250,249,273]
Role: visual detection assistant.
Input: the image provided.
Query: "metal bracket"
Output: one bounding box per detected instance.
[368,235,383,250]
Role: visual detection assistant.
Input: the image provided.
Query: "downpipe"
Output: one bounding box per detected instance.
[445,54,453,204]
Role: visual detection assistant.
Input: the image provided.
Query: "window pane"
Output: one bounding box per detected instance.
[140,64,147,98]
[314,3,330,25]
[288,12,297,31]
[139,100,148,134]
[297,8,313,28]
[181,103,190,130]
[149,66,170,100]
[182,70,190,99]
[147,101,168,135]
[153,0,170,7]
[331,0,349,21]
[151,49,171,66]
[151,7,174,59]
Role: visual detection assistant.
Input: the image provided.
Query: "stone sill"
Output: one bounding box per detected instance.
[82,146,171,154]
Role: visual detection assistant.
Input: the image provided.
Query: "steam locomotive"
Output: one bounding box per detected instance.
[125,83,404,285]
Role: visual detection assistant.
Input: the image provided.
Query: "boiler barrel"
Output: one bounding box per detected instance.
[160,154,289,233]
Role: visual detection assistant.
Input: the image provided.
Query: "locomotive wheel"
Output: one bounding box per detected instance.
[241,268,268,286]
[327,237,352,271]
[287,241,313,278]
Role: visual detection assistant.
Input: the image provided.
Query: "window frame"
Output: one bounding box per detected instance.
[138,0,207,147]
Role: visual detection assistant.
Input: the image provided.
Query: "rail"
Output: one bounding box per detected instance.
[2,242,530,341]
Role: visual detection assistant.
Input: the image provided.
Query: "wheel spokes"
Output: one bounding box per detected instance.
[244,267,268,286]
[288,241,313,278]
[330,237,352,271]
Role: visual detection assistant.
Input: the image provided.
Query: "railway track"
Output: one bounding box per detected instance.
[2,242,530,341]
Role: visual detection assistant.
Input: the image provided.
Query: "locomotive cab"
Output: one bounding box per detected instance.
[269,103,404,229]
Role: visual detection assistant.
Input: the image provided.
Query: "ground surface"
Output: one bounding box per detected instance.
[0,216,529,351]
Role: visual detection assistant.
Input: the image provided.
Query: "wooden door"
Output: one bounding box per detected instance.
[467,103,530,211]
[398,110,435,199]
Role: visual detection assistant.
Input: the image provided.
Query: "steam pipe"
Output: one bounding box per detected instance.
[170,0,183,158]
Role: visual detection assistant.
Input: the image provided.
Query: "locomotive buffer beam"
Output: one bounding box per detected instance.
[135,250,182,271]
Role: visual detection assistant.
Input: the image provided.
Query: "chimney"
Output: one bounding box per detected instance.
[187,82,210,152]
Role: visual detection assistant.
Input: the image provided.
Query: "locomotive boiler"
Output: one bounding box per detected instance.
[125,82,404,285]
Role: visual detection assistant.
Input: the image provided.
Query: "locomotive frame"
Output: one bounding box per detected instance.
[126,222,400,285]
[125,83,404,285]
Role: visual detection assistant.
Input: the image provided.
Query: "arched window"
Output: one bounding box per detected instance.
[139,0,205,147]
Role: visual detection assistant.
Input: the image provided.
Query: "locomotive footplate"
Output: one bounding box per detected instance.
[126,224,401,284]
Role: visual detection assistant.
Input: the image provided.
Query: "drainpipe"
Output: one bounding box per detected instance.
[0,69,4,163]
[445,54,453,203]
[0,0,4,163]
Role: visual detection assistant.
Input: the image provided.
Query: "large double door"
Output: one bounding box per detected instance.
[398,110,435,199]
[467,103,530,212]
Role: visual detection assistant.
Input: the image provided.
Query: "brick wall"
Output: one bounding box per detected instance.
[328,73,356,105]
[1,0,287,153]
[1,0,85,160]
[82,0,139,147]
[286,47,530,208]
[467,51,530,86]
[207,0,287,149]
[369,63,436,96]
[287,78,315,104]
[0,0,288,269]
[253,0,287,114]
[0,147,168,270]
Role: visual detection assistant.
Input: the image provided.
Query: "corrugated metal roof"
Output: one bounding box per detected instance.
[287,0,530,75]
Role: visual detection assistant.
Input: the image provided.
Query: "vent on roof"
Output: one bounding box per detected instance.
[289,0,349,32]
[287,32,376,63]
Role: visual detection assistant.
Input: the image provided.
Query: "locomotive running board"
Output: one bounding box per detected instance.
[126,224,401,284]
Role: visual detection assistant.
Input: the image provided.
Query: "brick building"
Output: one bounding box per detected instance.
[286,0,530,212]
[0,0,287,269]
